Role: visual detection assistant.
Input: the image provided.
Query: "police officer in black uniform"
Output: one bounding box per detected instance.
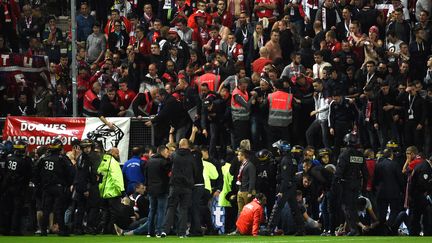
[333,132,368,236]
[35,138,74,236]
[73,139,101,235]
[0,139,32,235]
[408,156,432,236]
[266,140,305,236]
[255,149,277,217]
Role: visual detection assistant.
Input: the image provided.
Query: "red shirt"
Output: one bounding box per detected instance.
[255,0,275,19]
[365,158,376,191]
[210,11,233,28]
[192,27,210,49]
[236,199,264,236]
[117,89,136,109]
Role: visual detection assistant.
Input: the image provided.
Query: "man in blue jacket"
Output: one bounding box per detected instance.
[122,147,145,195]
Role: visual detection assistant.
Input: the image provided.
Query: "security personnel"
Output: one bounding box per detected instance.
[255,149,277,217]
[196,63,221,93]
[266,140,305,236]
[73,139,101,235]
[231,78,256,149]
[408,156,432,236]
[0,139,32,235]
[83,82,101,117]
[267,79,294,147]
[35,138,74,236]
[333,132,368,236]
[328,89,358,155]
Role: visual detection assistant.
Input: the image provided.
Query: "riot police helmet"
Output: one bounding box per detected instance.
[256,149,273,161]
[343,131,359,146]
[272,140,291,153]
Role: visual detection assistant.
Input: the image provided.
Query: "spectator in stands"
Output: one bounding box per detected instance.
[18,4,43,50]
[42,16,64,64]
[99,87,126,117]
[76,2,95,43]
[108,20,129,58]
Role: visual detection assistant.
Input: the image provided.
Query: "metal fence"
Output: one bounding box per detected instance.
[0,117,154,157]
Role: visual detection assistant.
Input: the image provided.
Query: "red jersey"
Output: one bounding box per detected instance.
[210,11,233,28]
[192,27,210,49]
[236,199,264,236]
[117,89,136,109]
[255,0,275,19]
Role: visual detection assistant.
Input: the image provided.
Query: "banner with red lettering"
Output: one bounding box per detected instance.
[2,116,131,163]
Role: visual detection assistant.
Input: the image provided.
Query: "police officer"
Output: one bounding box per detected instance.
[266,140,305,236]
[255,149,277,217]
[408,156,432,236]
[333,132,368,236]
[0,139,32,235]
[73,139,101,234]
[35,138,74,236]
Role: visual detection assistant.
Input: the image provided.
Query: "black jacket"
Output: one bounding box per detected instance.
[145,154,172,195]
[152,94,188,129]
[1,154,32,192]
[191,150,204,185]
[278,154,297,193]
[239,160,256,193]
[170,148,196,189]
[108,30,129,54]
[35,152,74,188]
[334,147,368,187]
[373,157,404,200]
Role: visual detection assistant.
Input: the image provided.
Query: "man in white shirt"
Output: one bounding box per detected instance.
[306,79,330,148]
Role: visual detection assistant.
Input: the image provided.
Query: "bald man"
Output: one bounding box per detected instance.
[161,138,196,237]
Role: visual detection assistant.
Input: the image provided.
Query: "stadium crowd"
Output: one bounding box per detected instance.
[0,0,432,238]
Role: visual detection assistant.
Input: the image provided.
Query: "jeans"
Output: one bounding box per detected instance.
[306,119,329,148]
[147,194,168,235]
[175,122,191,143]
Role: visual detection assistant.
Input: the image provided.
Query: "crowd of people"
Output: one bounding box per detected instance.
[0,0,432,238]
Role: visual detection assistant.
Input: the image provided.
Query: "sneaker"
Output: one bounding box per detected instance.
[347,231,360,236]
[156,234,161,238]
[35,230,42,235]
[147,234,152,238]
[228,230,239,236]
[113,224,123,236]
[160,232,167,238]
[179,235,187,238]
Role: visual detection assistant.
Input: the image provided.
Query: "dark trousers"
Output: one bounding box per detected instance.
[404,121,424,150]
[0,189,25,234]
[306,119,329,148]
[100,196,123,234]
[232,120,250,149]
[163,186,192,236]
[409,196,432,236]
[209,123,225,159]
[333,122,352,155]
[73,189,100,232]
[341,182,361,234]
[267,125,291,148]
[267,187,304,234]
[377,197,402,227]
[189,185,205,235]
[41,184,67,233]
